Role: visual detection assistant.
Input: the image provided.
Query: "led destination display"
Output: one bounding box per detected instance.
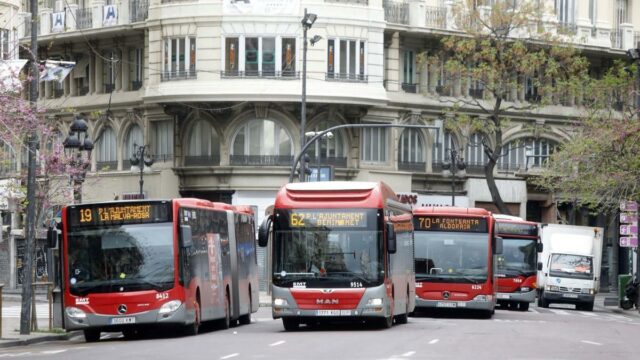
[69,202,171,227]
[288,210,368,228]
[414,216,488,233]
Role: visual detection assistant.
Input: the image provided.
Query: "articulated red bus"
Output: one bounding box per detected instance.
[494,214,540,311]
[412,207,500,317]
[55,199,259,342]
[258,182,415,330]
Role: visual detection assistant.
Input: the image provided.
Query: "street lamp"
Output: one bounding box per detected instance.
[444,147,465,206]
[299,8,319,182]
[63,115,93,204]
[130,143,154,198]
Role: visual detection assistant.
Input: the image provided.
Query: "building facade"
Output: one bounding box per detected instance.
[1,0,639,290]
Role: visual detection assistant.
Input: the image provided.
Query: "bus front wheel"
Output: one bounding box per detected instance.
[282,318,299,331]
[83,329,100,342]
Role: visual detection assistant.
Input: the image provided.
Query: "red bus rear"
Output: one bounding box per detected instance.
[59,199,259,341]
[494,214,539,311]
[412,207,498,317]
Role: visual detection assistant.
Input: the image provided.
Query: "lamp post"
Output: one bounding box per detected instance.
[130,143,154,198]
[444,147,465,206]
[63,116,93,204]
[299,8,319,182]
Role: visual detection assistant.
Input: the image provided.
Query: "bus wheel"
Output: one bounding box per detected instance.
[519,302,530,311]
[122,328,140,340]
[221,292,231,329]
[238,294,252,325]
[282,318,299,331]
[185,299,201,336]
[83,329,100,342]
[394,293,409,325]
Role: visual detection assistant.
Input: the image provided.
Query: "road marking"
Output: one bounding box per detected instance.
[528,308,539,313]
[402,351,416,356]
[548,309,570,315]
[429,339,439,345]
[220,354,239,359]
[576,311,597,317]
[581,340,602,346]
[41,350,68,355]
[269,341,286,347]
[0,352,33,358]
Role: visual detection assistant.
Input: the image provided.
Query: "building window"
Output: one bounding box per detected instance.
[398,129,424,171]
[124,124,143,164]
[0,141,17,174]
[555,0,575,24]
[153,120,173,162]
[162,36,197,81]
[102,50,118,93]
[306,120,347,167]
[326,38,367,82]
[433,131,456,171]
[465,133,487,173]
[130,48,143,90]
[97,126,117,170]
[1,29,10,60]
[402,50,416,93]
[589,0,596,27]
[361,126,387,163]
[498,138,557,171]
[525,73,540,102]
[223,36,296,78]
[185,120,220,166]
[231,119,293,165]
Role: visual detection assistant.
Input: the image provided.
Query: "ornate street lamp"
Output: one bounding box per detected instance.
[299,8,319,182]
[63,115,93,204]
[130,143,154,198]
[444,147,466,206]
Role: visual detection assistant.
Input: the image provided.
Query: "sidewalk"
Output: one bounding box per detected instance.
[596,291,640,317]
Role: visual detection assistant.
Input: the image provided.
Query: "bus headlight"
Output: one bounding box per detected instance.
[520,287,530,292]
[65,306,87,319]
[273,298,288,307]
[473,295,491,302]
[366,298,384,307]
[159,300,182,314]
[582,288,595,295]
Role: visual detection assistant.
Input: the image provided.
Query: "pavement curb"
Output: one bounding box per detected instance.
[0,331,80,349]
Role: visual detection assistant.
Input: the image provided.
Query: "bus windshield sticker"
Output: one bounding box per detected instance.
[495,222,537,236]
[289,210,368,228]
[414,216,488,233]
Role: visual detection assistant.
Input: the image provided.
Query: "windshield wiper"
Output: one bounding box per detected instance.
[322,271,372,284]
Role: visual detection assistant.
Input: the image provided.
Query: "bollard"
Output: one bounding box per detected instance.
[47,283,52,331]
[1,283,4,339]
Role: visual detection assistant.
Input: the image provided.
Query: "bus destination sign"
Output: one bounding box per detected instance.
[414,216,488,233]
[495,221,538,236]
[289,210,368,228]
[69,202,171,227]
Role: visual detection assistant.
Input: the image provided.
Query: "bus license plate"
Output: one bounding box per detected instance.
[497,294,510,299]
[436,302,457,308]
[316,310,351,316]
[110,317,136,325]
[562,293,579,298]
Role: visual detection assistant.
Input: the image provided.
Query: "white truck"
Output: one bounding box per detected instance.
[537,224,603,311]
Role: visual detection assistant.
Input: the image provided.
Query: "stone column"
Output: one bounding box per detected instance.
[574,0,592,44]
[92,0,105,29]
[121,48,130,91]
[444,0,454,31]
[66,3,78,31]
[118,0,130,26]
[115,50,123,91]
[385,32,400,92]
[418,60,429,94]
[409,0,425,28]
[40,8,52,36]
[621,23,634,50]
[70,68,77,96]
[595,0,613,48]
[94,53,103,94]
[428,61,437,94]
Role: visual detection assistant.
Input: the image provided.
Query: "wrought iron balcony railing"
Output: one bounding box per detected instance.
[184,155,221,166]
[220,70,300,79]
[398,161,426,172]
[383,0,409,25]
[230,155,293,166]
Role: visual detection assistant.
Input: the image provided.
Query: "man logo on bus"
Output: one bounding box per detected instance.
[316,299,339,305]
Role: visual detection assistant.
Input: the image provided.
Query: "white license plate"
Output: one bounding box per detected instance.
[110,317,136,325]
[497,294,510,299]
[436,301,457,308]
[316,310,341,316]
[562,293,579,298]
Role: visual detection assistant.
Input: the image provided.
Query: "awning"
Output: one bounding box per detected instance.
[73,56,90,79]
[40,60,75,83]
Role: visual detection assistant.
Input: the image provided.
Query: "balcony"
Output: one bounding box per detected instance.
[465,162,485,175]
[184,155,221,166]
[220,71,300,79]
[425,6,446,29]
[105,83,116,93]
[79,86,90,96]
[77,8,93,30]
[431,161,446,173]
[325,73,368,83]
[152,154,173,163]
[53,88,65,98]
[324,0,368,4]
[436,85,450,96]
[130,0,149,23]
[131,80,143,90]
[401,83,418,93]
[398,161,426,172]
[161,69,197,81]
[230,155,293,166]
[308,156,348,168]
[556,22,577,36]
[469,88,484,99]
[383,0,409,25]
[96,161,118,171]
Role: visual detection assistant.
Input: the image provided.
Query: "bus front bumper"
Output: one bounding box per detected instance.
[496,289,536,303]
[415,296,495,311]
[64,303,189,331]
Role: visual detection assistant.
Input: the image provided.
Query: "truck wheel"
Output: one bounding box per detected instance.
[539,292,549,308]
[579,301,594,312]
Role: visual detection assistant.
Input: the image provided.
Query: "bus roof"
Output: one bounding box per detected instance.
[275,181,397,209]
[412,207,492,217]
[234,205,255,216]
[64,198,237,212]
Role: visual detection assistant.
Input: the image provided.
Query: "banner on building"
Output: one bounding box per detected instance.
[396,193,470,209]
[223,0,300,16]
[39,60,75,83]
[52,11,66,33]
[0,59,28,90]
[103,5,118,26]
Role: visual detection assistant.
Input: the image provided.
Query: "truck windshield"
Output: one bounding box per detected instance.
[67,223,175,295]
[497,238,537,277]
[414,231,489,283]
[549,254,593,279]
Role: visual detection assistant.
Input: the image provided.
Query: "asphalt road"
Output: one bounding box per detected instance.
[1,304,638,360]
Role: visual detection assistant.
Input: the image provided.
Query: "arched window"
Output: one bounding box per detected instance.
[498,137,557,171]
[185,119,220,166]
[465,133,487,174]
[97,126,117,171]
[124,124,143,168]
[231,119,292,166]
[0,141,17,174]
[306,120,347,167]
[432,131,457,171]
[398,129,425,171]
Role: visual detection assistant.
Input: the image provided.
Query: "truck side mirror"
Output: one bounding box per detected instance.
[258,215,272,247]
[537,262,543,271]
[536,242,543,253]
[386,222,397,254]
[47,227,59,249]
[494,236,503,255]
[180,225,193,248]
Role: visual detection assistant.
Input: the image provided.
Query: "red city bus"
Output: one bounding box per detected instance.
[412,207,501,317]
[494,214,540,311]
[55,199,259,342]
[258,182,415,330]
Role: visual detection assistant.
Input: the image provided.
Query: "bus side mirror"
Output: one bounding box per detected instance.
[47,227,59,249]
[180,225,193,248]
[494,236,503,255]
[258,215,272,247]
[537,262,543,271]
[536,242,543,253]
[386,223,397,254]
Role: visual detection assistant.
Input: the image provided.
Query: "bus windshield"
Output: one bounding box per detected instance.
[549,254,593,280]
[414,231,489,283]
[67,223,174,295]
[497,238,537,277]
